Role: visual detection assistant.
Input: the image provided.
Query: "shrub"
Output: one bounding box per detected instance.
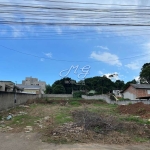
[73,91,85,98]
[87,93,94,96]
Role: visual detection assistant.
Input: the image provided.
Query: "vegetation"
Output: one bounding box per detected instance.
[52,85,66,94]
[45,84,52,94]
[140,63,150,84]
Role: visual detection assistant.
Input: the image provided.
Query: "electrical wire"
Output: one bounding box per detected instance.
[1,44,150,63]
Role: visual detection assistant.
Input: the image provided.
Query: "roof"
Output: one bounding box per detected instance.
[131,84,150,89]
[0,81,14,84]
[17,84,41,90]
[121,84,150,93]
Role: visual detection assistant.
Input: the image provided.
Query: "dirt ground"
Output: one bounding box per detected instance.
[0,132,150,150]
[0,100,150,149]
[118,102,150,118]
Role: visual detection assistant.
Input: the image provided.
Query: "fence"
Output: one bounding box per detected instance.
[0,91,38,111]
[82,95,150,105]
[42,94,73,98]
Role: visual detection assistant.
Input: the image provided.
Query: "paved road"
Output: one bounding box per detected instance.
[0,133,150,150]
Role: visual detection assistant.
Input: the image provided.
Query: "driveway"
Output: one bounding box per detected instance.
[0,133,149,150]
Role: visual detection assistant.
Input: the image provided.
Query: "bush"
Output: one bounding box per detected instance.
[87,93,94,96]
[73,91,85,98]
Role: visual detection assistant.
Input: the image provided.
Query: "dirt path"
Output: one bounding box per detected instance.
[0,132,150,150]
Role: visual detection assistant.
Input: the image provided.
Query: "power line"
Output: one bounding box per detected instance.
[1,44,150,63]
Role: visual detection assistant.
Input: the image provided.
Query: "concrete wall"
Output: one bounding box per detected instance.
[82,95,111,103]
[0,91,38,111]
[43,94,73,98]
[123,85,150,100]
[82,95,150,105]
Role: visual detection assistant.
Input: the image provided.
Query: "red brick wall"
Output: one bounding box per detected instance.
[124,85,150,98]
[136,89,150,97]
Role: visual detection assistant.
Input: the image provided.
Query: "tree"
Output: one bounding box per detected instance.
[114,80,125,90]
[140,63,150,84]
[52,85,66,94]
[45,84,52,94]
[123,79,137,90]
[52,77,76,94]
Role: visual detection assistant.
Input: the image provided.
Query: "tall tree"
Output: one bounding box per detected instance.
[52,85,66,94]
[45,84,52,94]
[140,63,150,84]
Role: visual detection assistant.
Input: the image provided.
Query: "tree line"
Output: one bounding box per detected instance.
[45,62,150,94]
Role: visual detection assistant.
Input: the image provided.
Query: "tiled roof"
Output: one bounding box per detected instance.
[131,84,150,89]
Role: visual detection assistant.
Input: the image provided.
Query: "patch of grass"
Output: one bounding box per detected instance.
[9,114,40,126]
[69,101,81,107]
[30,103,38,108]
[120,116,150,125]
[0,115,2,121]
[55,112,73,125]
[134,137,149,143]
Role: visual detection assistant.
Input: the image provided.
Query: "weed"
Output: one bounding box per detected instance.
[120,116,150,125]
[55,112,72,125]
[69,101,81,107]
[134,137,149,142]
[0,115,2,121]
[9,115,40,126]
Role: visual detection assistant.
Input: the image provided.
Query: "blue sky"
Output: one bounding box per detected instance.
[0,0,150,85]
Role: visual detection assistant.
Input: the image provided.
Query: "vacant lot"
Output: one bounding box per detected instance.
[0,98,150,145]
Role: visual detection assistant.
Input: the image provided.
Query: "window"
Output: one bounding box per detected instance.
[147,90,150,94]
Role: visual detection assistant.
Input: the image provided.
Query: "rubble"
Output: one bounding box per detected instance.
[24,126,33,133]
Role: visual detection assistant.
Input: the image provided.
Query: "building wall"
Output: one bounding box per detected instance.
[23,89,40,94]
[0,82,5,91]
[123,85,150,100]
[0,92,38,111]
[136,89,150,98]
[123,86,137,100]
[22,77,46,92]
[82,95,150,105]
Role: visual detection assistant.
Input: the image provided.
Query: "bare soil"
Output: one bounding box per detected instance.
[118,102,150,119]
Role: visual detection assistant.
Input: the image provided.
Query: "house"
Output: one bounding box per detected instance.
[0,81,14,92]
[0,81,23,92]
[17,85,41,94]
[121,84,150,100]
[22,77,46,93]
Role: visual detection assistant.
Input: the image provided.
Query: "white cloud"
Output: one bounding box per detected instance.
[125,62,140,70]
[96,46,109,50]
[90,51,122,66]
[104,72,119,81]
[134,76,140,83]
[44,53,52,58]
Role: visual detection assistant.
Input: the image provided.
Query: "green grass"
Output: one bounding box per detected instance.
[120,116,150,125]
[55,113,72,124]
[0,115,2,121]
[9,114,40,126]
[69,101,81,107]
[134,137,149,142]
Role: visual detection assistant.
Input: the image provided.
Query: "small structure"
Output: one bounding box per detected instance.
[17,85,41,94]
[121,84,150,100]
[0,81,14,92]
[0,81,23,92]
[113,90,122,98]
